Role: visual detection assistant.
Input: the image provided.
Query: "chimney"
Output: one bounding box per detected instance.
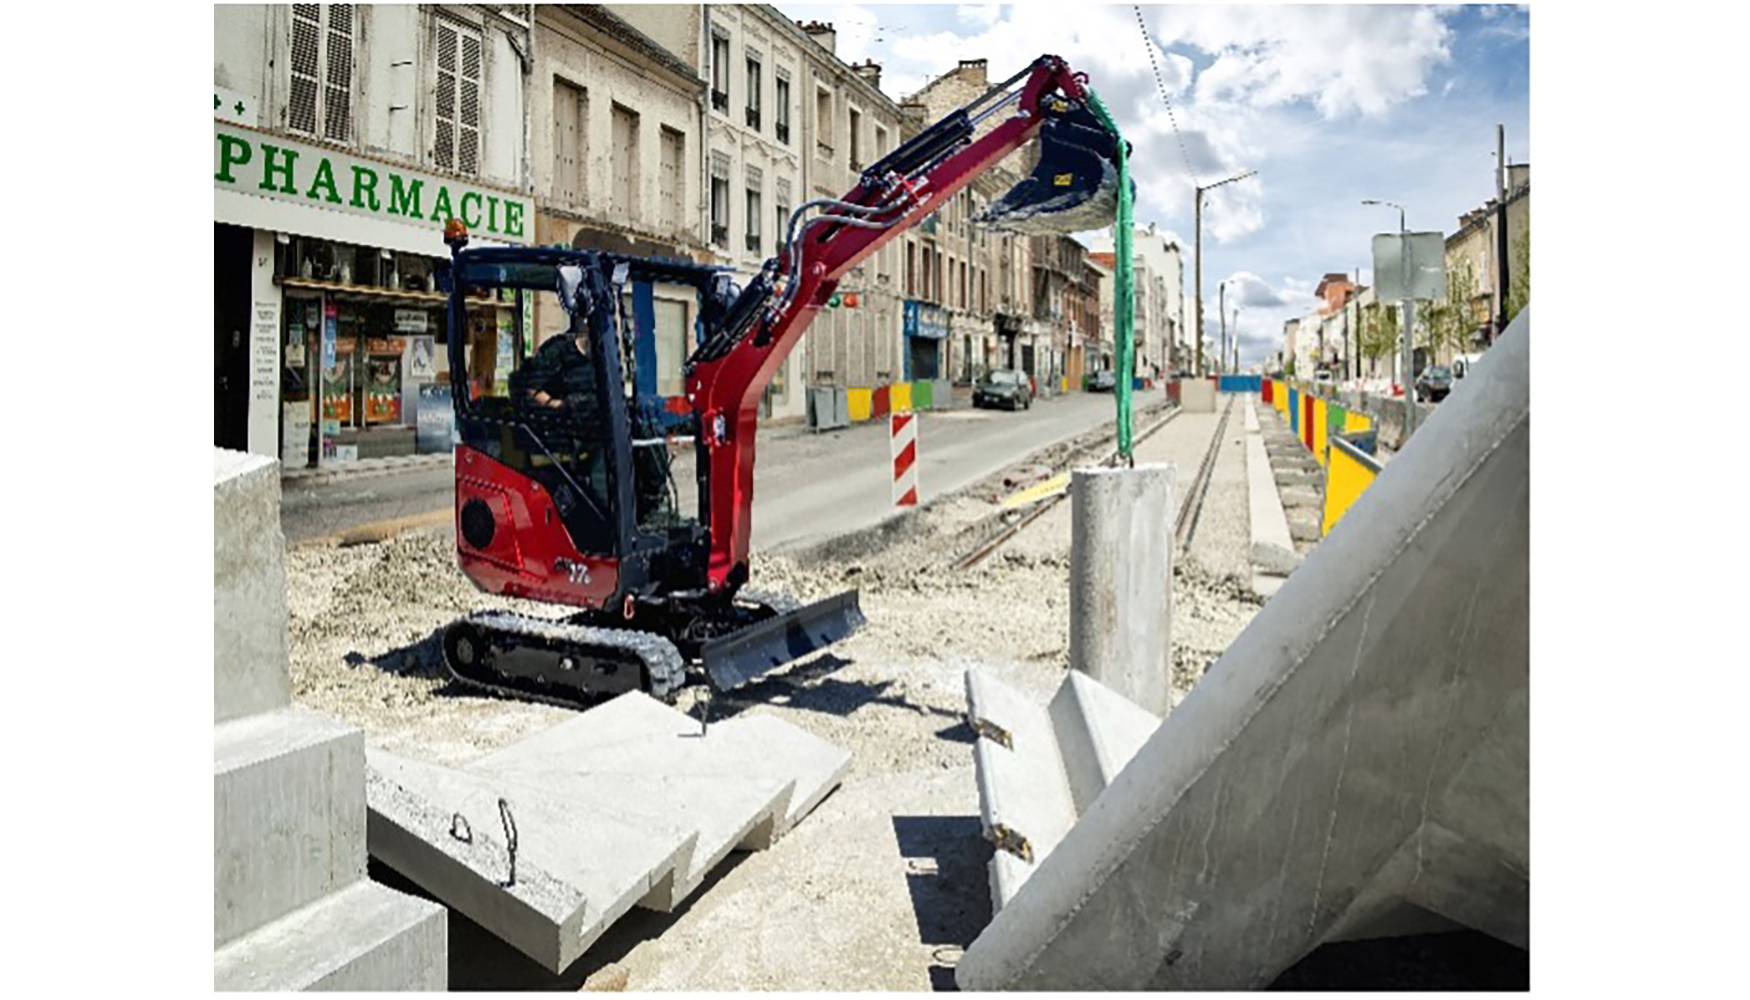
[799,20,836,56]
[853,59,882,89]
[957,58,988,88]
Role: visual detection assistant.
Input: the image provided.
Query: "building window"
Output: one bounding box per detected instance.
[433,17,482,175]
[774,176,792,257]
[610,103,640,220]
[848,107,862,170]
[745,165,763,253]
[874,124,888,164]
[709,152,730,248]
[711,32,730,112]
[745,51,762,130]
[815,88,833,158]
[290,4,354,143]
[552,78,587,208]
[775,71,791,145]
[659,126,685,236]
[906,242,916,297]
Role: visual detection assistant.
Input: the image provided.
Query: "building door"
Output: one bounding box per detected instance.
[214,224,253,450]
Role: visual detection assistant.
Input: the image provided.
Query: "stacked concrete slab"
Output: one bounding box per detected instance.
[213,449,447,991]
[366,694,851,974]
[957,309,1531,990]
[1244,397,1301,596]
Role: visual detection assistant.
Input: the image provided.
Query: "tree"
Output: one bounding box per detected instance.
[1424,262,1478,362]
[1359,301,1398,376]
[1506,222,1530,323]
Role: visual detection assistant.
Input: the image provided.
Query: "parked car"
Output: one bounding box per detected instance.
[1089,369,1117,392]
[974,369,1033,410]
[1415,365,1454,402]
[1313,368,1335,386]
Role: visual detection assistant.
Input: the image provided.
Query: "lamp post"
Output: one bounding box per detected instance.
[1217,277,1233,375]
[1194,169,1257,375]
[1363,198,1417,439]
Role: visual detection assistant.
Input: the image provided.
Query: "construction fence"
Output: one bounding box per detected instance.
[1262,378,1381,538]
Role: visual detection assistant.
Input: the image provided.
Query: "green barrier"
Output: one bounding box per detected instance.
[912,379,933,410]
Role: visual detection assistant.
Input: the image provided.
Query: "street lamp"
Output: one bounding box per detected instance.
[1363,198,1417,438]
[1217,276,1236,375]
[1194,169,1257,375]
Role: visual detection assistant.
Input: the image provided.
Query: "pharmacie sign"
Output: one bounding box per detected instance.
[214,122,530,242]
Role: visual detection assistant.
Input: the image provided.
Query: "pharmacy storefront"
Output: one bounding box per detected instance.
[213,121,532,468]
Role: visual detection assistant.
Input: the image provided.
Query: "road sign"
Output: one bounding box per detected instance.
[1371,232,1445,302]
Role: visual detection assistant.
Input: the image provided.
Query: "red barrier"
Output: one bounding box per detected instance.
[1262,379,1273,405]
[872,384,891,419]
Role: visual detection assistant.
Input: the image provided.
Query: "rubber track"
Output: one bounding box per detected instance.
[446,608,687,707]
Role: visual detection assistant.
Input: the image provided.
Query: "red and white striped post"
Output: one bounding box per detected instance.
[891,410,919,507]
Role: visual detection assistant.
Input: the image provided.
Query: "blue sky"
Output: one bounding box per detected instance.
[774,3,1531,365]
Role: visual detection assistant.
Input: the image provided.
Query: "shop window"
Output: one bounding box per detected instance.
[434,18,482,175]
[289,4,353,143]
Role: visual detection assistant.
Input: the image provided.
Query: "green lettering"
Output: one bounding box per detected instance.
[305,158,342,204]
[486,195,499,232]
[430,186,455,224]
[259,144,299,194]
[215,133,252,183]
[460,191,483,228]
[349,166,381,211]
[387,174,423,217]
[504,200,525,238]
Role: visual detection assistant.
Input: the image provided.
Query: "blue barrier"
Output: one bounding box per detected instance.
[1218,375,1262,393]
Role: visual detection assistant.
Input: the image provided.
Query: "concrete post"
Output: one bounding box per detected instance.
[1069,464,1176,716]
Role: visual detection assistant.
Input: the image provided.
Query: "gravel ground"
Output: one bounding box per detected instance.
[284,399,1268,990]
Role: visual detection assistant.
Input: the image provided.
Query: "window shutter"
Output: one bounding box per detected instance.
[434,19,482,175]
[289,5,322,136]
[323,5,353,142]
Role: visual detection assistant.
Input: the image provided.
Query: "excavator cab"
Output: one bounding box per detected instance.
[978,98,1132,235]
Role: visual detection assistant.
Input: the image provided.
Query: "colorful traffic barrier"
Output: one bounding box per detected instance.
[847,387,873,422]
[1262,379,1274,405]
[891,381,913,415]
[872,384,891,419]
[1312,397,1330,468]
[1323,433,1383,536]
[911,379,934,411]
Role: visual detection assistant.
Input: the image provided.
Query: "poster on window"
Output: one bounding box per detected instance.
[408,336,436,380]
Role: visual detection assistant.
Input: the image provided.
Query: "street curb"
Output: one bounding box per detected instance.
[282,453,455,487]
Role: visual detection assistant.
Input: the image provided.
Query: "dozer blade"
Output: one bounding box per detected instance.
[700,589,866,692]
[977,104,1130,236]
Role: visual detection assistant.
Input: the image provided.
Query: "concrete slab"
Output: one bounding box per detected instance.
[966,670,1077,908]
[366,748,692,972]
[465,693,842,911]
[957,309,1531,990]
[1048,670,1162,815]
[1069,465,1176,716]
[1245,428,1300,578]
[214,706,365,947]
[213,879,447,991]
[214,448,291,723]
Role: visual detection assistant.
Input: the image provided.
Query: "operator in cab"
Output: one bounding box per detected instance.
[517,266,604,423]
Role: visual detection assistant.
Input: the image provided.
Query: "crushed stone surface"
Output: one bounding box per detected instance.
[283,399,1269,989]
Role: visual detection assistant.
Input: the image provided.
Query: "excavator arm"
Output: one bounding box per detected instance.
[685,55,1119,589]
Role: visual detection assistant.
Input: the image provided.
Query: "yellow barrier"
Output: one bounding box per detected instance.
[1062,375,1073,393]
[1312,397,1330,467]
[890,381,913,414]
[1323,436,1382,536]
[847,387,873,422]
[1345,410,1372,434]
[1275,380,1289,415]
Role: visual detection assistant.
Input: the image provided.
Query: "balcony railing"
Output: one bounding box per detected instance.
[712,223,729,247]
[745,107,761,130]
[775,122,789,144]
[816,141,833,160]
[711,89,729,112]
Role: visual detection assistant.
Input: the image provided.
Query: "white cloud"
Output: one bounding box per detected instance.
[956,4,1003,29]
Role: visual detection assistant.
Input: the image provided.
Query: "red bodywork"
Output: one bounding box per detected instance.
[454,446,619,609]
[685,57,1090,589]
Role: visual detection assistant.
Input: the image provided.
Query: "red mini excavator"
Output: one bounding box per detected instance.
[435,55,1127,707]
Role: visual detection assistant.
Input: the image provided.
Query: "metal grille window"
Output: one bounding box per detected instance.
[435,18,483,175]
[289,4,353,142]
[711,32,730,112]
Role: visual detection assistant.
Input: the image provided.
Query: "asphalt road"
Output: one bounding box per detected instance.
[280,391,1140,550]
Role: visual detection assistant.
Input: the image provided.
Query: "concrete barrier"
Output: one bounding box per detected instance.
[957,308,1530,990]
[1069,466,1176,717]
[1178,378,1217,413]
[212,448,446,990]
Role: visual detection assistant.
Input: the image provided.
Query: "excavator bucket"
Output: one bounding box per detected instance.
[977,103,1130,236]
[699,589,867,692]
